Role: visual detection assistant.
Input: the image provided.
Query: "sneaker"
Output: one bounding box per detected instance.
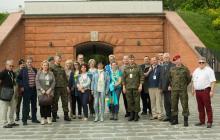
[41,118,45,125]
[82,117,88,121]
[47,117,52,124]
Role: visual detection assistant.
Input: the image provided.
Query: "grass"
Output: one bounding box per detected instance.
[178,10,220,56]
[0,13,8,25]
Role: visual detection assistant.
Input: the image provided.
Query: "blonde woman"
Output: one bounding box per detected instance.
[65,59,74,118]
[88,59,97,116]
[36,60,55,125]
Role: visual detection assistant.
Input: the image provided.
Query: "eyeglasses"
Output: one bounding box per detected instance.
[199,62,205,64]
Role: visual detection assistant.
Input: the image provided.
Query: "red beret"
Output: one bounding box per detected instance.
[173,55,181,61]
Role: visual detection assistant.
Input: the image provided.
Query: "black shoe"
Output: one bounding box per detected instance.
[23,122,28,126]
[134,112,139,121]
[114,113,118,121]
[15,117,20,121]
[195,122,205,126]
[52,117,56,122]
[56,115,60,119]
[171,116,178,125]
[27,116,32,120]
[207,123,212,128]
[110,113,115,120]
[3,124,13,128]
[141,112,147,115]
[184,116,188,127]
[163,117,170,122]
[10,123,19,126]
[64,112,71,121]
[125,112,130,117]
[32,120,40,123]
[128,112,134,121]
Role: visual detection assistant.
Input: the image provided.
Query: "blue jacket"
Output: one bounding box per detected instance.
[148,65,161,88]
[17,67,37,89]
[91,70,110,94]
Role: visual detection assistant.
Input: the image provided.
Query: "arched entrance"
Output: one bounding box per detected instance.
[75,41,114,65]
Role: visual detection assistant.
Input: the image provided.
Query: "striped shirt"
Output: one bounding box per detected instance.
[28,68,36,87]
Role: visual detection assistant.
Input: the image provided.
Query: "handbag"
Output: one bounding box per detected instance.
[38,94,53,106]
[0,87,14,101]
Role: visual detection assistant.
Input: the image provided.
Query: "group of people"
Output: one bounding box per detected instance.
[0,52,216,129]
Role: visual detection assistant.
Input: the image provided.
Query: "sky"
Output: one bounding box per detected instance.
[0,0,86,12]
[0,0,24,12]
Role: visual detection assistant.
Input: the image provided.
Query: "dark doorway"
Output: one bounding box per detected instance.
[75,41,113,65]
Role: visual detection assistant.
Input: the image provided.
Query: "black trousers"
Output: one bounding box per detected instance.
[141,89,151,114]
[22,87,37,122]
[89,91,95,114]
[121,91,128,114]
[163,90,171,119]
[40,105,51,118]
[16,95,22,116]
[71,94,82,115]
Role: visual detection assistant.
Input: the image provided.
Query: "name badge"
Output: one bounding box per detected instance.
[46,81,50,86]
[153,75,157,80]
[129,74,133,78]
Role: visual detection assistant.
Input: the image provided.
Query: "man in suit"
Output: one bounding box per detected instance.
[159,53,174,122]
[140,56,152,116]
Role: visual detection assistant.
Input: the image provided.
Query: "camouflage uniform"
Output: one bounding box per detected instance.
[51,64,69,119]
[169,65,191,118]
[123,64,144,113]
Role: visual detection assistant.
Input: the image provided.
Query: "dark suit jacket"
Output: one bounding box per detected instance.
[140,64,151,93]
[159,62,174,91]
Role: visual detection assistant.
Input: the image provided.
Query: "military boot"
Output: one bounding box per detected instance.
[134,112,139,121]
[128,112,134,121]
[64,112,71,121]
[184,116,189,127]
[171,116,178,125]
[52,112,57,122]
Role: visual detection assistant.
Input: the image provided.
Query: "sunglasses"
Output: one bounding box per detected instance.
[199,62,205,64]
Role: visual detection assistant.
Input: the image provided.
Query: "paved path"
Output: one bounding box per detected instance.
[0,84,220,140]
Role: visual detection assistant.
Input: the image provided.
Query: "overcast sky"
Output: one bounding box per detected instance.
[0,0,86,12]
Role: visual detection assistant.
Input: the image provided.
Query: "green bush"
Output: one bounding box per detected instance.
[212,17,220,29]
[206,8,220,19]
[0,13,8,25]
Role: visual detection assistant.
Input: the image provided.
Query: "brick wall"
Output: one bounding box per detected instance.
[0,20,24,70]
[24,16,164,67]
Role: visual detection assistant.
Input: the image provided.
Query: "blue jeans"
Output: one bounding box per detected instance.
[94,92,105,115]
[80,90,89,118]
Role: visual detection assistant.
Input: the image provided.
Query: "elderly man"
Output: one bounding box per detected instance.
[159,53,174,122]
[169,55,191,127]
[192,57,216,128]
[0,60,19,128]
[77,54,85,65]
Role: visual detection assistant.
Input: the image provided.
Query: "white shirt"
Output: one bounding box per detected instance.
[192,66,216,90]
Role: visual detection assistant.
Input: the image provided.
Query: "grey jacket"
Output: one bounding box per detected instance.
[36,71,56,96]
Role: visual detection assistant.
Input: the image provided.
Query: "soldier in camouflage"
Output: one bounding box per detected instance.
[169,55,191,127]
[51,55,71,122]
[122,55,144,121]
